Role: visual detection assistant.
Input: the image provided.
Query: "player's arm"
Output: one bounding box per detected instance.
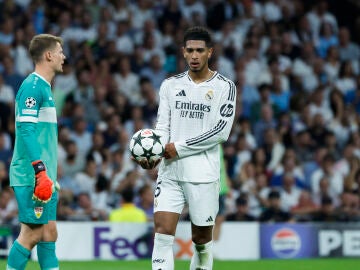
[17,88,54,203]
[154,80,171,146]
[133,80,170,169]
[171,80,236,159]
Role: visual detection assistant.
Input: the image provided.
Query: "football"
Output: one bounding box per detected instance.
[129,128,164,162]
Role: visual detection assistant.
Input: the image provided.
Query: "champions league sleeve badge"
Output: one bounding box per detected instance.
[25,97,37,108]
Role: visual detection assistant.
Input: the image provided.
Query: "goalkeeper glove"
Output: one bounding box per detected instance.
[32,160,54,203]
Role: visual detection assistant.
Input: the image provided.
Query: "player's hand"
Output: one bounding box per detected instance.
[32,161,54,203]
[164,143,178,159]
[131,157,162,170]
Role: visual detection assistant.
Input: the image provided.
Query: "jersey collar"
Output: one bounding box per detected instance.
[32,72,51,87]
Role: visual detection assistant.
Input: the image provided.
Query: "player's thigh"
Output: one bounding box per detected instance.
[183,181,220,226]
[13,186,53,225]
[153,178,185,233]
[154,178,186,214]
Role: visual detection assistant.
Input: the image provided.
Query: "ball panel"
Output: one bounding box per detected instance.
[129,128,164,163]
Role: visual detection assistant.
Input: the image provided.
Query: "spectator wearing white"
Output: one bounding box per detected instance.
[134,18,163,50]
[324,46,341,83]
[338,27,360,74]
[54,60,77,96]
[306,0,338,41]
[115,20,134,55]
[74,158,98,195]
[242,39,263,87]
[262,0,283,22]
[69,117,92,156]
[310,153,344,198]
[111,0,132,23]
[12,28,33,76]
[129,0,155,30]
[232,133,252,178]
[179,0,206,23]
[262,128,285,173]
[279,173,302,212]
[308,87,333,124]
[114,56,142,105]
[0,74,14,106]
[292,41,318,92]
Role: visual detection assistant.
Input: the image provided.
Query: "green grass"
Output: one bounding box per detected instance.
[1,259,360,270]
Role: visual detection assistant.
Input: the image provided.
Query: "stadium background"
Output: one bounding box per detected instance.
[1,0,360,268]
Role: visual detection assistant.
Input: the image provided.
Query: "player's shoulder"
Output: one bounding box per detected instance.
[164,71,188,83]
[213,72,235,86]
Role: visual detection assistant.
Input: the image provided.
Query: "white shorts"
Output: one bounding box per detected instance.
[154,177,220,226]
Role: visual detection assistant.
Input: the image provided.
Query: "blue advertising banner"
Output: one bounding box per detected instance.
[260,223,318,259]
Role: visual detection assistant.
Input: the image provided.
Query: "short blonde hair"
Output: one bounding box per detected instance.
[29,34,63,63]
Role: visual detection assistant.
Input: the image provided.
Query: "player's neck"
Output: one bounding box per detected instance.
[34,65,55,84]
[188,68,214,84]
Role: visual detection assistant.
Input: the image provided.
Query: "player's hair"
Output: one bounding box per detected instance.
[183,26,213,47]
[29,34,63,63]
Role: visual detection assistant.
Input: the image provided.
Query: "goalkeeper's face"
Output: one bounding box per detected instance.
[183,40,213,73]
[49,42,66,73]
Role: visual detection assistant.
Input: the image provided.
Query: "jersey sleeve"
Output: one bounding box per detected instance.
[16,84,44,162]
[175,80,236,158]
[154,80,171,146]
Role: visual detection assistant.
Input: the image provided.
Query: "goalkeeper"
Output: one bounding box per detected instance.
[7,34,65,270]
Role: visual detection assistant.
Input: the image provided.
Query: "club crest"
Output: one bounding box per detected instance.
[34,206,43,218]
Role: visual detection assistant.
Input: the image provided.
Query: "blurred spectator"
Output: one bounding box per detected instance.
[312,196,338,222]
[109,187,147,222]
[0,188,17,225]
[226,195,256,222]
[310,153,344,198]
[1,56,24,95]
[114,56,141,105]
[69,192,108,221]
[61,140,85,178]
[0,132,12,169]
[259,190,293,222]
[291,190,319,222]
[135,184,154,222]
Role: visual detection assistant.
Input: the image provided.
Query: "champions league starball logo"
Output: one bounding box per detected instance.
[271,228,301,258]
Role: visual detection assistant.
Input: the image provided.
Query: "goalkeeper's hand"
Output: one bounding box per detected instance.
[32,161,54,203]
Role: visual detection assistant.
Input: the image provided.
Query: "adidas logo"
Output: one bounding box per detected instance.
[176,90,186,96]
[206,216,213,222]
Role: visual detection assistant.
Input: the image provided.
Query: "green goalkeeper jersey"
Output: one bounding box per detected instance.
[10,73,58,187]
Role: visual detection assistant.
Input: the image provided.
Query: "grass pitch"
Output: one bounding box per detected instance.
[0,258,359,269]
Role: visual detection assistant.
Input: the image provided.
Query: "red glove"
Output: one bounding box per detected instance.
[32,161,54,203]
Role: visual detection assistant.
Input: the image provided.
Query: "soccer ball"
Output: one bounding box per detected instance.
[129,128,164,162]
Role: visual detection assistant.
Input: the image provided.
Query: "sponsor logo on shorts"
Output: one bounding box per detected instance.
[206,216,213,222]
[152,258,165,263]
[34,206,43,218]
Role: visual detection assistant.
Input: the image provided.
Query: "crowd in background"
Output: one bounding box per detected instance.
[1,0,360,225]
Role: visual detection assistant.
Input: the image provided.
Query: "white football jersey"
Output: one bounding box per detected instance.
[155,70,236,183]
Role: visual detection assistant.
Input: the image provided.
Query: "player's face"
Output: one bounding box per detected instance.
[50,42,66,73]
[183,40,213,73]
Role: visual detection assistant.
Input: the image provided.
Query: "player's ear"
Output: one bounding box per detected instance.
[45,50,52,62]
[182,47,186,58]
[207,47,213,59]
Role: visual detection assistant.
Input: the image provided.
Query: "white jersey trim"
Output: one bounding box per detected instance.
[39,107,57,123]
[16,116,38,123]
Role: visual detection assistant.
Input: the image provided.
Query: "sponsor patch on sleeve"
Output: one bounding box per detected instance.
[21,109,37,115]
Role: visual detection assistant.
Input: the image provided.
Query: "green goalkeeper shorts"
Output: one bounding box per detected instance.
[13,186,58,224]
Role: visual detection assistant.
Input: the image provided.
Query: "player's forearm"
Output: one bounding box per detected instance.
[18,122,41,162]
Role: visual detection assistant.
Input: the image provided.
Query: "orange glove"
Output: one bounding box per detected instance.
[32,161,54,203]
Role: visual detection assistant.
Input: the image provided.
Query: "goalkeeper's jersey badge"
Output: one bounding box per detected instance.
[34,206,44,218]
